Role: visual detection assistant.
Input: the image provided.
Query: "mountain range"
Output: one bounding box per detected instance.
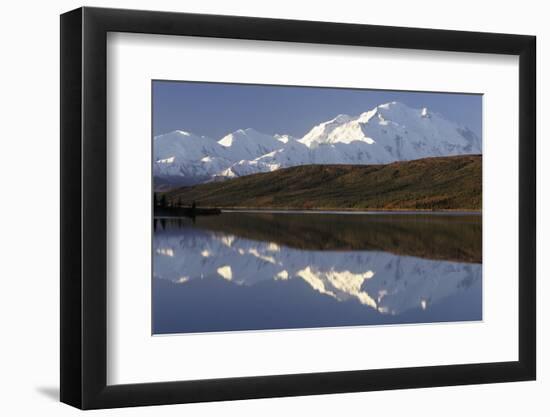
[153,101,481,188]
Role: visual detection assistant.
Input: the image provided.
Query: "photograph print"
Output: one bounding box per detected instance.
[152,81,482,335]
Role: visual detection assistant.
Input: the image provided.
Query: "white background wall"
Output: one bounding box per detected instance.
[0,0,545,415]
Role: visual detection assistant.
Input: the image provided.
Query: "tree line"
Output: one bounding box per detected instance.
[154,193,196,209]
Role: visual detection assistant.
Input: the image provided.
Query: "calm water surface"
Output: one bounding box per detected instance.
[153,212,482,334]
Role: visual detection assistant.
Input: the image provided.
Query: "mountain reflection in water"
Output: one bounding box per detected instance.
[153,212,482,334]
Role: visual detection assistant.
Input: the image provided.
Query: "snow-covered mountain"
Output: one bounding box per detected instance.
[153,130,232,185]
[153,101,481,187]
[218,128,284,160]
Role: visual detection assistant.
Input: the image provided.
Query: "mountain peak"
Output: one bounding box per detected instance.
[219,128,280,147]
[420,107,430,118]
[174,129,192,136]
[155,130,211,142]
[377,101,408,110]
[154,101,481,188]
[234,127,258,135]
[330,114,352,123]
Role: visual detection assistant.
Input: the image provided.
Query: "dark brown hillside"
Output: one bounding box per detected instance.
[165,155,482,211]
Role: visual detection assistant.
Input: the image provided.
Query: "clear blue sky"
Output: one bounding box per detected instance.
[153,80,482,139]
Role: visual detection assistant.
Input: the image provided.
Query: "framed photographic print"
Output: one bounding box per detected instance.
[60,7,536,409]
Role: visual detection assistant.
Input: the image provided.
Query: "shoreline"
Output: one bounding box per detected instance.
[154,207,482,216]
[221,208,481,216]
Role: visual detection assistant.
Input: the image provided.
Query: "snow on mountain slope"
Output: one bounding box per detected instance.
[300,101,481,163]
[236,137,312,173]
[274,134,297,144]
[218,128,284,160]
[300,114,354,146]
[154,130,221,162]
[153,102,481,187]
[153,130,233,180]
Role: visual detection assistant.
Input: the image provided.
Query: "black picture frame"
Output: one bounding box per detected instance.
[60,6,536,410]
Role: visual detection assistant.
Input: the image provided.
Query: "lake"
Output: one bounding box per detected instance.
[153,211,482,334]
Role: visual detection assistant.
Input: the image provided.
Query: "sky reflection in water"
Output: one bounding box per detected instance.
[153,213,482,334]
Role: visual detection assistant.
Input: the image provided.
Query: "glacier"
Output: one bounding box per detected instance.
[153,101,482,187]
